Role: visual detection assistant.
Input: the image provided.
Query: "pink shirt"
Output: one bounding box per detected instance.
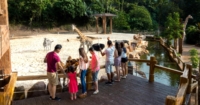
[46,52,60,72]
[91,52,100,71]
[79,56,88,70]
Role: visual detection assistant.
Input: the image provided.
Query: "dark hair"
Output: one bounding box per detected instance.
[115,42,122,56]
[120,42,124,48]
[89,47,94,52]
[107,40,112,46]
[54,44,62,50]
[68,66,75,73]
[79,48,88,63]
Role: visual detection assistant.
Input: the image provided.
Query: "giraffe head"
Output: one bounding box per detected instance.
[188,15,193,19]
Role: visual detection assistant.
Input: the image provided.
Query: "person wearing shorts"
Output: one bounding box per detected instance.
[89,47,100,94]
[44,44,66,101]
[120,42,128,79]
[100,40,115,85]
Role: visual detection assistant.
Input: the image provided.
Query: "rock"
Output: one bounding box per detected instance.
[13,86,25,100]
[27,81,47,98]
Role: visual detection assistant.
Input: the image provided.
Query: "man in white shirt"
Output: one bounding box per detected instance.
[100,40,115,85]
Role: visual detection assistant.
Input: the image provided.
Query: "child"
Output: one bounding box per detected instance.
[67,66,78,100]
[89,47,100,94]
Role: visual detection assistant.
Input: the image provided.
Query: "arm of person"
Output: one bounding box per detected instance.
[100,49,106,56]
[57,62,67,76]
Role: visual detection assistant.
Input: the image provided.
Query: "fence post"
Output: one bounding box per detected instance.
[86,68,92,90]
[149,56,156,83]
[187,64,192,94]
[165,95,176,105]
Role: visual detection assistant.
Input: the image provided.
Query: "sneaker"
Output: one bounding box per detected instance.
[52,97,61,101]
[111,79,114,83]
[49,96,52,100]
[93,90,99,94]
[122,76,126,79]
[105,81,112,85]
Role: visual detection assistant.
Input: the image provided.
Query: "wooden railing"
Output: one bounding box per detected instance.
[0,72,17,105]
[159,38,185,70]
[128,56,199,105]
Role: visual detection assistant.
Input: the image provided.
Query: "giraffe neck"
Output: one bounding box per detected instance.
[183,16,190,30]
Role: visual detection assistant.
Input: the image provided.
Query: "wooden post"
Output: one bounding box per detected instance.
[109,17,112,34]
[95,17,99,34]
[102,16,106,34]
[149,56,156,83]
[179,38,183,54]
[187,64,192,94]
[165,95,176,105]
[0,0,9,25]
[86,68,92,90]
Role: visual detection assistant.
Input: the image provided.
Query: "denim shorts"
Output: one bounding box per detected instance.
[105,61,114,73]
[92,70,99,82]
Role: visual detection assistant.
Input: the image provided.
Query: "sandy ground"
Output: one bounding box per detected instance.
[11,32,140,90]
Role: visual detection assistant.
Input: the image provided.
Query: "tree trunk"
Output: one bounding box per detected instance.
[179,38,183,54]
[174,39,177,51]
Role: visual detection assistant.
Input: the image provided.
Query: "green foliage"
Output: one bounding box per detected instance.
[189,48,198,56]
[161,12,183,46]
[128,4,152,30]
[113,11,130,30]
[189,48,199,68]
[186,25,200,44]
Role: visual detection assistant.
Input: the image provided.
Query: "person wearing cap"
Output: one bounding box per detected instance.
[44,44,66,101]
[100,40,115,85]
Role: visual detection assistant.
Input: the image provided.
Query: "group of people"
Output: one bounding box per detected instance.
[44,37,128,101]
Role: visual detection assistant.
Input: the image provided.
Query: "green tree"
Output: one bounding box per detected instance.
[162,12,183,48]
[113,11,130,30]
[128,4,152,30]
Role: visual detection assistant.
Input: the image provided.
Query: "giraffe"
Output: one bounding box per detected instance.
[179,15,193,54]
[72,25,93,52]
[182,15,193,41]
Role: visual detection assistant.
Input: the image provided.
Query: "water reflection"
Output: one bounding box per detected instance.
[132,41,179,87]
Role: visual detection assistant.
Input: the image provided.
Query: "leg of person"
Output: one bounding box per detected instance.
[80,70,85,94]
[82,70,87,94]
[110,64,114,82]
[116,66,120,81]
[115,66,119,81]
[93,70,99,94]
[51,72,61,101]
[121,63,126,79]
[48,83,52,99]
[105,62,111,83]
[70,93,73,100]
[74,93,76,100]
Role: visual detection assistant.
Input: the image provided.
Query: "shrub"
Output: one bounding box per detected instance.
[189,48,198,56]
[189,48,199,68]
[190,56,199,68]
[186,25,200,44]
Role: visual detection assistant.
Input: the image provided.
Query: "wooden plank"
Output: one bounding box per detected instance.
[17,74,66,81]
[128,58,151,63]
[176,83,188,105]
[0,72,17,105]
[155,64,182,75]
[190,82,198,92]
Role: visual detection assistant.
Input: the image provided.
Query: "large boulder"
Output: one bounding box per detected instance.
[13,86,25,100]
[27,81,47,98]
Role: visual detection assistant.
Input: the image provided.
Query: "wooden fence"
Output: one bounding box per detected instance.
[0,72,17,105]
[129,56,198,105]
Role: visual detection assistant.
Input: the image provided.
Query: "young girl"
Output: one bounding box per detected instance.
[67,66,78,100]
[89,47,100,94]
[78,48,88,98]
[120,42,128,79]
[114,42,122,81]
